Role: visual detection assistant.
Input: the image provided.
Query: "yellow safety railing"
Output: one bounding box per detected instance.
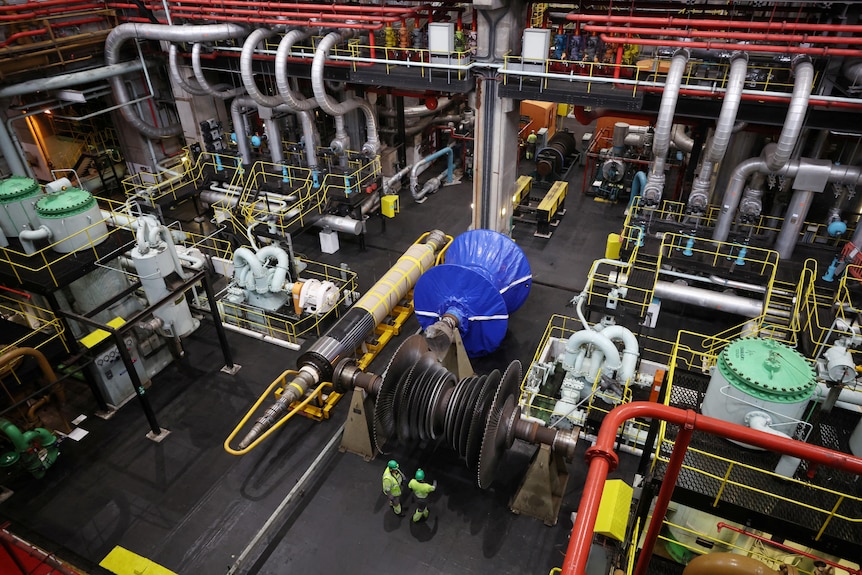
[0,295,69,375]
[654,436,862,541]
[518,314,674,434]
[651,517,829,573]
[201,258,358,349]
[0,215,133,290]
[500,55,812,101]
[224,373,333,455]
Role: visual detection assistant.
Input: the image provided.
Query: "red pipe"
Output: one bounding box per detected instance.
[167,11,386,30]
[635,412,695,575]
[715,523,861,575]
[162,3,405,24]
[599,34,862,58]
[582,24,862,45]
[0,4,105,21]
[566,13,862,33]
[0,0,100,13]
[561,402,862,575]
[0,286,31,299]
[0,29,47,48]
[165,0,429,16]
[640,86,862,111]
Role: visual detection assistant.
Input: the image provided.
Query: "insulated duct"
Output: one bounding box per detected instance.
[764,56,813,172]
[104,23,247,138]
[193,42,245,99]
[230,96,256,164]
[275,28,319,112]
[642,48,689,205]
[688,52,748,213]
[311,30,380,156]
[241,28,284,108]
[297,109,320,171]
[168,44,210,96]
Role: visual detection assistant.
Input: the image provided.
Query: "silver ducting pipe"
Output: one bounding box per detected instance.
[230,96,256,164]
[105,23,247,139]
[331,115,351,162]
[311,31,380,156]
[410,145,454,203]
[383,165,414,195]
[642,48,689,205]
[0,60,145,99]
[297,109,320,171]
[379,98,454,118]
[775,162,862,259]
[688,52,747,212]
[264,117,284,166]
[765,56,813,172]
[193,42,245,100]
[654,280,764,318]
[275,28,319,112]
[313,214,364,235]
[713,157,798,242]
[670,124,694,154]
[168,44,210,96]
[241,28,284,108]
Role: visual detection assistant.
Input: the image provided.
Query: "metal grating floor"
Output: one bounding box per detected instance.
[655,369,862,557]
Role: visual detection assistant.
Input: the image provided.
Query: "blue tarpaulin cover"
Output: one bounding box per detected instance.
[414,265,508,358]
[445,229,532,313]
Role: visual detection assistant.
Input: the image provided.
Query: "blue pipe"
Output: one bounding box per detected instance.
[628,171,647,211]
[410,145,454,202]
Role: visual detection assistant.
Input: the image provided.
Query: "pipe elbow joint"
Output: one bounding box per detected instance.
[687,190,709,213]
[361,141,380,157]
[729,51,748,64]
[642,180,664,206]
[791,54,812,71]
[672,47,690,60]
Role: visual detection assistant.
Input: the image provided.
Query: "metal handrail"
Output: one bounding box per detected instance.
[560,402,862,575]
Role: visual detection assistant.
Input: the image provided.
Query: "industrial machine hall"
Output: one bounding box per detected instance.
[2,0,862,574]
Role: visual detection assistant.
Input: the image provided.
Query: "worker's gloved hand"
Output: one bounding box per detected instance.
[432,480,438,489]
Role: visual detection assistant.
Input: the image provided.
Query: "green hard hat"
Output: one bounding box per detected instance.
[415,469,425,481]
[387,460,398,469]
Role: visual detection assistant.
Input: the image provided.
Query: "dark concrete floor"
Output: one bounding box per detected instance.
[0,147,639,574]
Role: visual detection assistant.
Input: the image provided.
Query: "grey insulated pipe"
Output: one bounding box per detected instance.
[765,56,813,172]
[105,23,247,139]
[311,31,380,156]
[168,44,210,96]
[193,42,245,99]
[713,157,798,242]
[643,48,689,205]
[241,28,284,108]
[688,52,748,212]
[297,109,320,170]
[275,28,319,112]
[263,117,284,165]
[230,97,256,164]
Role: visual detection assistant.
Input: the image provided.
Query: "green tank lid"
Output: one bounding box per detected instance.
[35,187,96,219]
[717,337,815,403]
[0,176,40,203]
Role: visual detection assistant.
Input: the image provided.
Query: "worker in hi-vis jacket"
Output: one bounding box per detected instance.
[382,460,406,516]
[408,468,437,522]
